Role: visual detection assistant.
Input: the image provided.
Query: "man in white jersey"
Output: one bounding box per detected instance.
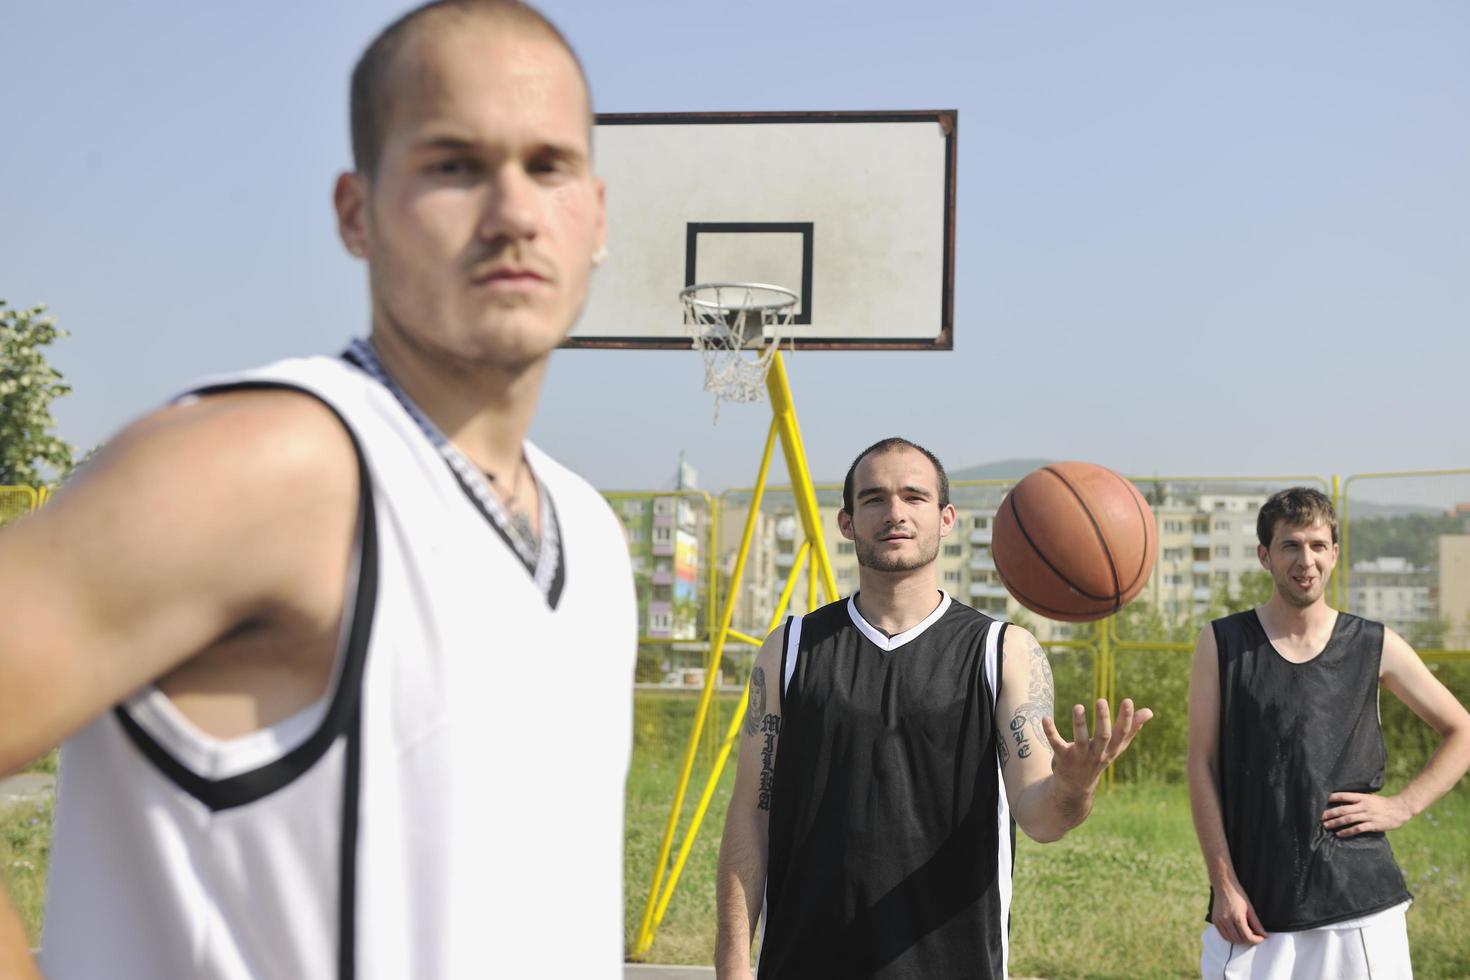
[1188,487,1470,978]
[0,2,635,977]
[715,438,1155,978]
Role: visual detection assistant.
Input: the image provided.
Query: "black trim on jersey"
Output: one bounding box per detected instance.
[543,493,566,608]
[339,347,567,608]
[113,381,380,816]
[338,706,363,980]
[992,621,1008,708]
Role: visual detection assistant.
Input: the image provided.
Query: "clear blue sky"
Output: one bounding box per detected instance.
[3,1,1467,506]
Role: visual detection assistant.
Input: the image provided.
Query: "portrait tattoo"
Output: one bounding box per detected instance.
[745,666,767,737]
[757,713,781,811]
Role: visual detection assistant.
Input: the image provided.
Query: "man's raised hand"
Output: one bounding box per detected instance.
[1042,698,1153,791]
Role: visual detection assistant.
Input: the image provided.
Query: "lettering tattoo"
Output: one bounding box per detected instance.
[757,714,781,811]
[1009,714,1032,759]
[1000,638,1056,769]
[745,666,767,737]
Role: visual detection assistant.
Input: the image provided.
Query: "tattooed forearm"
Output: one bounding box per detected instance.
[1007,638,1056,761]
[745,666,766,737]
[997,729,1010,768]
[757,714,781,810]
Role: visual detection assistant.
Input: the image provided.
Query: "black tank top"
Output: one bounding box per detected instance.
[1210,610,1410,931]
[759,594,1011,979]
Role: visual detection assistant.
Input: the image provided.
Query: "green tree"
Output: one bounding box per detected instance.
[0,301,75,486]
[1407,617,1449,651]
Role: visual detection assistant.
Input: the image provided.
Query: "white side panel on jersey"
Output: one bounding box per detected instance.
[783,614,803,698]
[986,621,1013,979]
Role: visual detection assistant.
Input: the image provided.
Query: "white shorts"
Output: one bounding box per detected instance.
[1200,901,1412,979]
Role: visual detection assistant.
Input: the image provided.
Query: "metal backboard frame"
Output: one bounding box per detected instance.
[567,110,958,351]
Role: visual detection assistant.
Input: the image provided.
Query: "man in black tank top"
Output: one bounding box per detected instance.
[715,438,1155,979]
[1187,488,1470,977]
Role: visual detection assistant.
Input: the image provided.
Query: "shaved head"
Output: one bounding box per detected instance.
[350,0,592,178]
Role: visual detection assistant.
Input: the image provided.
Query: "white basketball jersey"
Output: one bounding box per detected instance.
[40,352,638,979]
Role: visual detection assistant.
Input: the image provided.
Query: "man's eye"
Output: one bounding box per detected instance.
[528,157,572,179]
[430,158,479,177]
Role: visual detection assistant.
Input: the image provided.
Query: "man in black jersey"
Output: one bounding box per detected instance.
[715,437,1154,979]
[1188,487,1470,976]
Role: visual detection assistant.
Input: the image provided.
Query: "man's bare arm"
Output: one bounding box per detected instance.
[1321,627,1470,836]
[1186,624,1265,945]
[0,894,41,980]
[0,390,358,774]
[996,626,1151,843]
[0,392,359,971]
[715,630,784,977]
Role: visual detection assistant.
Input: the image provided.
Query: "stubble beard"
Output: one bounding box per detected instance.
[854,533,941,573]
[372,274,562,378]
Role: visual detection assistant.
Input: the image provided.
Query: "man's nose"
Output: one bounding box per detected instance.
[480,165,539,241]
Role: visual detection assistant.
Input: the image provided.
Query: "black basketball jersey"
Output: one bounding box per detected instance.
[1209,610,1411,932]
[759,593,1012,979]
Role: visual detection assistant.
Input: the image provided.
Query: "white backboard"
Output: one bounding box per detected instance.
[567,111,957,350]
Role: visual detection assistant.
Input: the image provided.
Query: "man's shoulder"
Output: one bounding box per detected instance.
[525,442,617,521]
[180,352,374,408]
[785,596,850,640]
[1210,608,1258,632]
[939,595,993,625]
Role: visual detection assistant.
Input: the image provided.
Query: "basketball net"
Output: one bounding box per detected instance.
[679,282,797,421]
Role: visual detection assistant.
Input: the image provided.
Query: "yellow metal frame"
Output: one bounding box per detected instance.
[632,353,839,959]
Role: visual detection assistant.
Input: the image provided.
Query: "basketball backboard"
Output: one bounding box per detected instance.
[567,110,957,350]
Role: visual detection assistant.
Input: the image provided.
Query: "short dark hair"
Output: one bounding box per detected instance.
[1256,486,1338,548]
[841,437,950,514]
[349,0,591,178]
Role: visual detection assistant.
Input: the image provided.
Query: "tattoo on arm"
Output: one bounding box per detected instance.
[745,666,766,737]
[757,714,781,811]
[1000,638,1056,768]
[1008,714,1033,762]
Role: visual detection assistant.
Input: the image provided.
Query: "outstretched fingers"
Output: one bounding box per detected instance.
[1092,698,1113,745]
[1106,699,1152,756]
[1041,713,1069,755]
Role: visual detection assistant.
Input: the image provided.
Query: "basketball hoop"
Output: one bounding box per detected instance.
[679,282,798,419]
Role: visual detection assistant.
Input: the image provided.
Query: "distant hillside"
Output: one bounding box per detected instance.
[949,458,1054,482]
[1346,500,1447,519]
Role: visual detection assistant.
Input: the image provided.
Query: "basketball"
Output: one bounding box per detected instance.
[992,462,1158,622]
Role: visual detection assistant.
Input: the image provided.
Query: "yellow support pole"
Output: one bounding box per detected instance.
[634,419,781,958]
[1332,474,1343,610]
[644,544,813,935]
[808,533,819,611]
[1101,617,1115,791]
[637,350,836,957]
[766,354,840,604]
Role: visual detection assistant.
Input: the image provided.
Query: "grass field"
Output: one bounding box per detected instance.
[0,798,50,945]
[5,700,1467,975]
[626,691,1470,977]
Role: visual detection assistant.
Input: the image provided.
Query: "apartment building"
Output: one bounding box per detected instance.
[1346,557,1434,639]
[614,490,711,641]
[1438,534,1470,650]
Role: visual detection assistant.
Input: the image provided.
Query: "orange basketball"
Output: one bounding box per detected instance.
[992,462,1157,622]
